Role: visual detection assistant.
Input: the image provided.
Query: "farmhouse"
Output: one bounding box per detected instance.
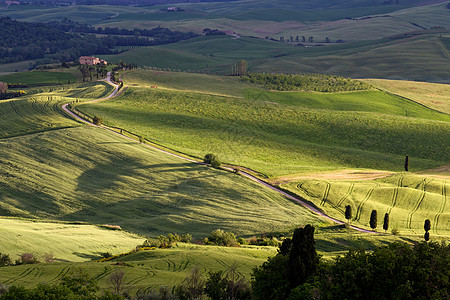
[0,82,7,94]
[79,56,107,66]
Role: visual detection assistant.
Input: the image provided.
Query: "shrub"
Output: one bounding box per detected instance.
[101,252,113,259]
[205,229,238,247]
[0,253,12,267]
[15,253,39,265]
[203,153,221,167]
[92,115,102,125]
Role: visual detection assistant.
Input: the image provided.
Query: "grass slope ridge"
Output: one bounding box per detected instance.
[0,126,324,237]
[0,218,144,262]
[79,70,450,177]
[281,174,450,235]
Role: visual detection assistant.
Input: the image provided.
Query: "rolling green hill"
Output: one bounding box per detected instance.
[100,33,450,82]
[0,125,325,237]
[281,174,450,236]
[0,229,424,292]
[78,70,450,178]
[0,218,144,262]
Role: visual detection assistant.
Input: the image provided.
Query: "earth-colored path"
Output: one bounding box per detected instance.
[61,75,375,233]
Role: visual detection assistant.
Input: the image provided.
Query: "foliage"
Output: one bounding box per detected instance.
[0,254,12,267]
[203,153,221,167]
[142,233,192,249]
[383,213,389,233]
[93,116,103,125]
[369,210,377,230]
[243,73,371,92]
[60,268,99,296]
[0,17,199,65]
[344,205,352,224]
[204,229,238,247]
[15,253,39,265]
[251,225,318,300]
[175,266,205,300]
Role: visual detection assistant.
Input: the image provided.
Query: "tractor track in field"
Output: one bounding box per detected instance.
[9,100,24,117]
[406,179,429,233]
[355,186,377,222]
[387,176,403,215]
[433,180,447,234]
[336,183,354,208]
[61,73,375,234]
[4,267,38,284]
[320,182,331,207]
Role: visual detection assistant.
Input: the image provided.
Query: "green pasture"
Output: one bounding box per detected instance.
[281,174,450,235]
[0,81,112,138]
[361,78,450,115]
[0,218,144,262]
[78,70,450,177]
[0,70,78,85]
[102,33,450,82]
[0,60,35,76]
[0,244,276,293]
[0,229,427,292]
[0,126,325,237]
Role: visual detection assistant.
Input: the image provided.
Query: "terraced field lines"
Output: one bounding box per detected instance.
[336,183,354,208]
[4,267,39,285]
[355,186,377,222]
[9,100,23,117]
[321,182,331,207]
[387,176,403,214]
[50,266,72,283]
[434,180,447,234]
[406,179,429,233]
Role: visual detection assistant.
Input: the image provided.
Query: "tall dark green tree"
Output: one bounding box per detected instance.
[383,213,389,233]
[404,155,409,171]
[370,210,377,230]
[345,205,352,225]
[288,225,317,289]
[424,219,431,241]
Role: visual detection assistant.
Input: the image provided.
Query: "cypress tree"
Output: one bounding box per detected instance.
[345,205,352,225]
[288,225,317,289]
[404,155,409,171]
[383,213,389,233]
[424,219,431,241]
[370,210,377,230]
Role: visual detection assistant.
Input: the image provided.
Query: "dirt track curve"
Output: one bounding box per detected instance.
[62,74,375,234]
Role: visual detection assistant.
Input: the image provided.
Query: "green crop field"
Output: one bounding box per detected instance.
[100,33,450,82]
[0,228,426,292]
[0,243,277,293]
[0,70,78,85]
[78,69,450,178]
[0,81,112,138]
[362,78,450,115]
[0,218,144,262]
[281,174,450,236]
[0,125,325,237]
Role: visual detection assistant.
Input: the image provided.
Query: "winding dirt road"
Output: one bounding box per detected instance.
[62,74,375,233]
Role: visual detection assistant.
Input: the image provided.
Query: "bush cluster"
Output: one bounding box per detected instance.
[203,153,221,167]
[243,73,371,92]
[204,229,239,247]
[141,233,192,249]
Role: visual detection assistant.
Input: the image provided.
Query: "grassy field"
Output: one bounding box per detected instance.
[0,125,325,237]
[0,228,427,292]
[281,174,450,235]
[362,78,450,115]
[0,218,144,262]
[78,70,450,178]
[100,33,450,82]
[0,80,112,138]
[0,70,78,85]
[0,243,277,293]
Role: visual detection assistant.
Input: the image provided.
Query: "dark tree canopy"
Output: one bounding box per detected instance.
[369,210,377,230]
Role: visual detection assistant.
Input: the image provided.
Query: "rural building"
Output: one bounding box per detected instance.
[79,56,107,66]
[0,82,7,94]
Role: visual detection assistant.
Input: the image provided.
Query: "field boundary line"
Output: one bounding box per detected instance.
[61,73,375,234]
